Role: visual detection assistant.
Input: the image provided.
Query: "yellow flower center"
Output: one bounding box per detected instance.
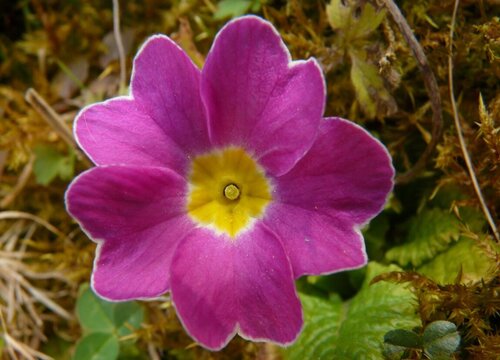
[187,147,272,238]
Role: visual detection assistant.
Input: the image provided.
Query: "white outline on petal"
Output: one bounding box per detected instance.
[268,116,395,278]
[169,222,303,351]
[70,34,204,302]
[64,165,189,303]
[67,15,392,351]
[73,34,203,167]
[201,15,327,176]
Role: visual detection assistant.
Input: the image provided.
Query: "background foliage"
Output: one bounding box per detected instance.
[0,0,499,359]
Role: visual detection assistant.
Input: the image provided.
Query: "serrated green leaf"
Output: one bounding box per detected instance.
[284,293,343,360]
[386,208,461,267]
[333,263,420,359]
[384,329,421,348]
[349,50,395,118]
[77,285,116,333]
[214,0,253,20]
[418,238,493,284]
[73,333,119,360]
[423,321,460,360]
[430,186,486,232]
[33,145,74,185]
[261,263,421,360]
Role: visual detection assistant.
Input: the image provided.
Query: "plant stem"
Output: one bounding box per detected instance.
[379,0,443,184]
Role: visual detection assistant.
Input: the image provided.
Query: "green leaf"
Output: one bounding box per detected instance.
[76,285,144,335]
[382,343,407,360]
[77,284,116,333]
[326,0,352,31]
[418,238,494,284]
[386,208,461,267]
[383,329,422,360]
[284,293,343,359]
[73,333,119,360]
[422,321,460,360]
[33,145,75,185]
[352,3,386,39]
[384,329,421,348]
[430,186,486,232]
[327,0,385,39]
[113,301,144,337]
[214,0,254,20]
[333,263,420,359]
[269,264,421,360]
[349,50,395,118]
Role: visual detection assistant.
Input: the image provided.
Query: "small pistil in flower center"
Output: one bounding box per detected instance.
[224,183,240,201]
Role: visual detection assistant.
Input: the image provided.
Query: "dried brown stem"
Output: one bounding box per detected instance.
[447,0,499,242]
[379,0,443,184]
[24,88,91,166]
[0,211,66,239]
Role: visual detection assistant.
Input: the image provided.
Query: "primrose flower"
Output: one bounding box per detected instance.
[66,16,394,350]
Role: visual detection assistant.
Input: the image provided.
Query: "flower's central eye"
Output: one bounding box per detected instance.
[187,147,272,238]
[223,183,240,201]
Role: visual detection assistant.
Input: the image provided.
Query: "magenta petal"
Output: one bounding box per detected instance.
[265,117,394,277]
[170,224,302,350]
[236,225,302,344]
[131,35,210,163]
[170,229,238,350]
[201,16,325,176]
[65,166,192,300]
[75,98,187,170]
[265,205,368,277]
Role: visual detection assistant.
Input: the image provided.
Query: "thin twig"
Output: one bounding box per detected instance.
[379,0,443,184]
[447,0,499,242]
[113,0,127,91]
[24,88,91,166]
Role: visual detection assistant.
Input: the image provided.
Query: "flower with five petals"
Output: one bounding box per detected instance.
[66,16,394,350]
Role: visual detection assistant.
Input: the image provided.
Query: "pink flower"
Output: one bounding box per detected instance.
[66,16,394,350]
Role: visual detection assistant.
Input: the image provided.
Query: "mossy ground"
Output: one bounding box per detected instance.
[0,0,499,359]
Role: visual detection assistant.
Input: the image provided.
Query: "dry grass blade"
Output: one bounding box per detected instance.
[0,221,72,360]
[0,211,66,238]
[24,88,75,149]
[3,333,53,360]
